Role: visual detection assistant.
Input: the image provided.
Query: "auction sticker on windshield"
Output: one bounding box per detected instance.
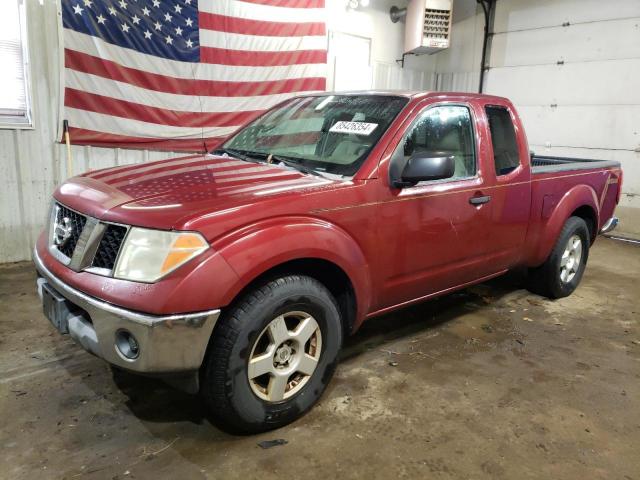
[329,121,378,136]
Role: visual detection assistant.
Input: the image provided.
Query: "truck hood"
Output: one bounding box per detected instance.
[54,154,343,231]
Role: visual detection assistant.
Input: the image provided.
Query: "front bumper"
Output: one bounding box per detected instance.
[34,248,220,374]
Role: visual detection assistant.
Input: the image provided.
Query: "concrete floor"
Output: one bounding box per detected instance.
[1,237,639,480]
[615,205,640,239]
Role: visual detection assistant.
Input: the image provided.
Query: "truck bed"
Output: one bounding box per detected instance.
[531,155,621,174]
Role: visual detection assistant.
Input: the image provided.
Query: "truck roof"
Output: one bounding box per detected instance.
[304,89,511,103]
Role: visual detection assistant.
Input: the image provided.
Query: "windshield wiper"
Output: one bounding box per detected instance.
[269,154,328,178]
[211,148,263,164]
[213,149,326,178]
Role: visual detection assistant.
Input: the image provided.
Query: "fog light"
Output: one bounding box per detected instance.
[115,330,140,360]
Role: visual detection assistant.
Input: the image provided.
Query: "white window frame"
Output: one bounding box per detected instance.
[0,0,33,129]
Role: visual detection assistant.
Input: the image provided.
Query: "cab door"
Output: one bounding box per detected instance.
[374,102,496,310]
[480,103,532,269]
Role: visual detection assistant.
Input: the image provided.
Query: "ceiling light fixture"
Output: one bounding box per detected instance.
[347,0,369,10]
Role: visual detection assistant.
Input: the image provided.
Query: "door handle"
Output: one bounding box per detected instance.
[469,195,491,205]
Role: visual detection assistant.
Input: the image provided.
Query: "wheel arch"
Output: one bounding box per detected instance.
[570,204,598,244]
[212,217,372,334]
[224,257,358,337]
[529,184,599,267]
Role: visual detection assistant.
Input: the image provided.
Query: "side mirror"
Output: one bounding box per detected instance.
[394,152,455,188]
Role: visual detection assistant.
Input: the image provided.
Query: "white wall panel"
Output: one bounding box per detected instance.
[429,6,484,93]
[434,9,484,74]
[492,0,640,33]
[491,18,640,67]
[372,62,436,91]
[0,131,26,262]
[484,59,640,106]
[517,105,640,151]
[435,71,479,92]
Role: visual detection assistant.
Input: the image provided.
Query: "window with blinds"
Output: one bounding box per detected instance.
[0,0,32,128]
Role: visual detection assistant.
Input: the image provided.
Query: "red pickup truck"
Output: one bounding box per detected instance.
[35,91,622,433]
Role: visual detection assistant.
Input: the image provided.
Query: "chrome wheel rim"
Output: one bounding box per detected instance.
[560,234,583,283]
[248,311,322,402]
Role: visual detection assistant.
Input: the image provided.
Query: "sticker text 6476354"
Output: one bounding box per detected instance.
[329,121,378,136]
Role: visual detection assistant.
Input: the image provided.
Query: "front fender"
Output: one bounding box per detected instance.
[210,216,372,324]
[529,184,599,266]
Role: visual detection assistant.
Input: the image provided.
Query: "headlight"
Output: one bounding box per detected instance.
[114,228,209,282]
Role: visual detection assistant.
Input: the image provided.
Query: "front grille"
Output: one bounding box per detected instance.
[54,204,87,259]
[92,224,128,270]
[50,202,128,275]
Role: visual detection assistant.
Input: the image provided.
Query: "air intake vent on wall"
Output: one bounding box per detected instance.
[404,0,452,55]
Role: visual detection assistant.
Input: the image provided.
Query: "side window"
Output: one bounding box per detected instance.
[485,106,520,176]
[390,105,476,184]
[0,0,32,128]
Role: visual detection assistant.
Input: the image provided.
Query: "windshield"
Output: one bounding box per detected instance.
[221,95,409,176]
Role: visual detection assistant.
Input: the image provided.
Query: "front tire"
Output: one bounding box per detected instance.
[200,275,343,434]
[527,216,590,299]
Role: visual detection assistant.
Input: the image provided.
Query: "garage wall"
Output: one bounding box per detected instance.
[433,3,484,92]
[431,0,640,235]
[0,0,433,264]
[327,0,436,91]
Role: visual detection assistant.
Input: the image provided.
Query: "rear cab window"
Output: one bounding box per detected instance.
[485,106,520,176]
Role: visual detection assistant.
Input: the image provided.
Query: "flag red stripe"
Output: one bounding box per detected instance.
[255,131,320,147]
[198,12,325,37]
[105,160,262,185]
[65,49,326,97]
[63,4,327,149]
[238,0,325,7]
[66,127,224,152]
[86,154,203,179]
[200,47,326,66]
[65,88,263,128]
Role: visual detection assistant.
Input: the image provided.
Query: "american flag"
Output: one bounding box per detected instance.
[61,0,327,151]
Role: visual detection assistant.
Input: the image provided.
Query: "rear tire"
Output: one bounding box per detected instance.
[527,216,590,299]
[200,275,342,434]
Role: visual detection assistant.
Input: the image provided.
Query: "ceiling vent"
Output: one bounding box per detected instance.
[404,0,453,55]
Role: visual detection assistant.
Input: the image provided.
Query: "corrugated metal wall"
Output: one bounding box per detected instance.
[373,62,435,92]
[0,0,433,263]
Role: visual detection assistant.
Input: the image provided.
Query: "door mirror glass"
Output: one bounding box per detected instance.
[396,152,455,187]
